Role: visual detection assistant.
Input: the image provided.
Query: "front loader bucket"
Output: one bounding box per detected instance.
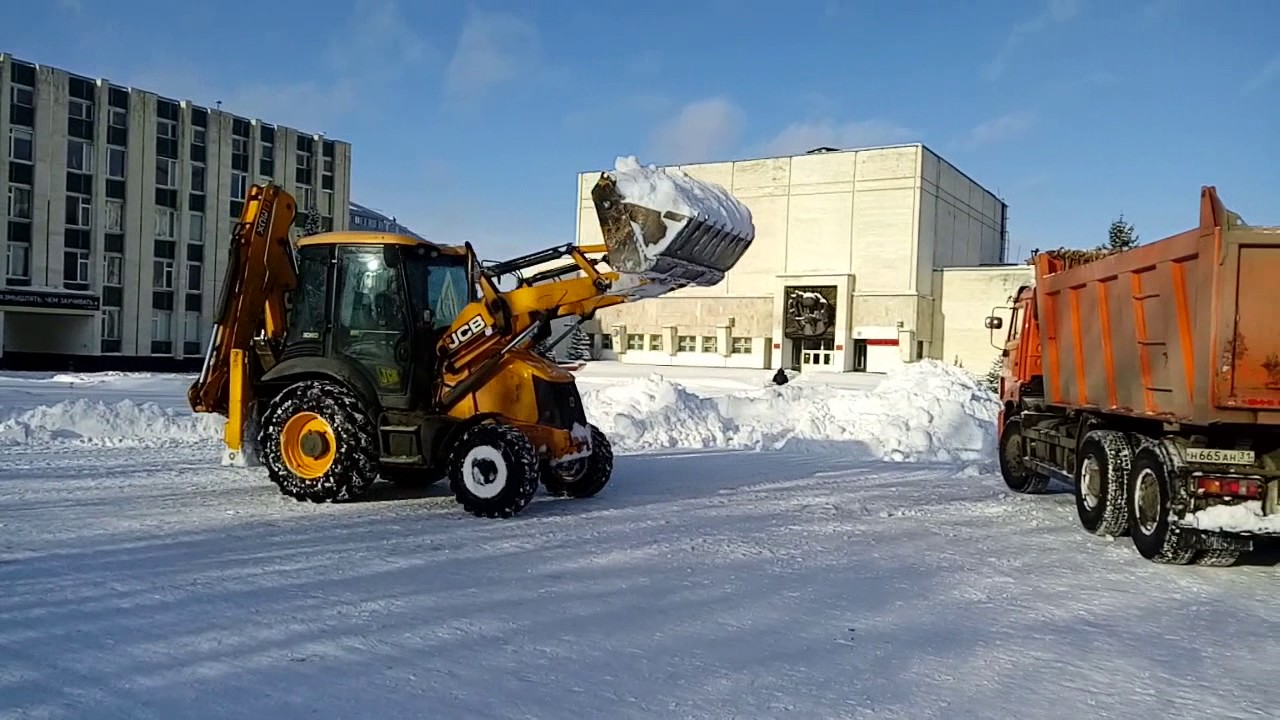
[591,157,755,289]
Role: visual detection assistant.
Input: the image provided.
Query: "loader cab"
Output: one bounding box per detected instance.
[286,233,476,410]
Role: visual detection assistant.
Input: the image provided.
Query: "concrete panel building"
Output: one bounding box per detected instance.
[0,52,352,371]
[349,200,425,241]
[573,144,1023,374]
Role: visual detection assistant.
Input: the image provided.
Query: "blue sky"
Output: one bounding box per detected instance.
[4,0,1277,261]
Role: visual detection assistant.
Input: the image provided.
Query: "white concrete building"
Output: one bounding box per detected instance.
[573,143,1029,374]
[0,53,352,371]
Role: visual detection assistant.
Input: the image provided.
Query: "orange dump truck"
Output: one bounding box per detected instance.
[986,186,1280,566]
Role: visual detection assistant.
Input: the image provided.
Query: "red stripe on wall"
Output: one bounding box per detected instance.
[864,339,899,346]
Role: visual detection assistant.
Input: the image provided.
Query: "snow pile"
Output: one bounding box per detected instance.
[583,360,1001,463]
[609,155,754,244]
[1179,500,1280,534]
[0,398,222,447]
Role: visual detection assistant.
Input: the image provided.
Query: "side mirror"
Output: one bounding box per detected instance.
[984,315,1003,330]
[421,308,435,326]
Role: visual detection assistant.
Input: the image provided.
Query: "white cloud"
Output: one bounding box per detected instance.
[961,111,1037,149]
[760,118,915,156]
[444,9,542,103]
[649,97,745,165]
[1241,55,1280,95]
[983,0,1081,80]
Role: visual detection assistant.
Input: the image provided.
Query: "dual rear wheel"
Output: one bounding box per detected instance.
[258,379,613,516]
[999,417,1236,566]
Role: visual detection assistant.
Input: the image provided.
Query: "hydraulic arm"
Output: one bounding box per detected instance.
[187,183,298,464]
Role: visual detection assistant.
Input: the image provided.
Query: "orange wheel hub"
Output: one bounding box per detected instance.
[280,412,337,479]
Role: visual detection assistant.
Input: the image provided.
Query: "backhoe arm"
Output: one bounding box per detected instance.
[187,183,298,463]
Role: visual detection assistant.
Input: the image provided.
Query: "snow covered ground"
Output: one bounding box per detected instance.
[1,361,1278,719]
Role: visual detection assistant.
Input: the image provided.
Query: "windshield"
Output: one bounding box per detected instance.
[405,252,472,330]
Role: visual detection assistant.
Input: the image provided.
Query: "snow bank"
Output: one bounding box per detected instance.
[0,360,999,464]
[583,360,1001,463]
[609,155,754,247]
[0,398,222,447]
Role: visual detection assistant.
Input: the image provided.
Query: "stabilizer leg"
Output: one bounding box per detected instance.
[221,348,261,468]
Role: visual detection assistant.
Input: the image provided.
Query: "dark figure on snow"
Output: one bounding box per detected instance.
[772,367,789,386]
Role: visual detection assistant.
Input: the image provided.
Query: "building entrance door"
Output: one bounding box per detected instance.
[798,338,834,370]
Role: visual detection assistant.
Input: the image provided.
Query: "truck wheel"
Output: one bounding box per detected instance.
[542,424,614,499]
[258,379,380,503]
[999,417,1048,494]
[1075,431,1131,537]
[1194,548,1241,567]
[446,422,540,518]
[1127,446,1196,564]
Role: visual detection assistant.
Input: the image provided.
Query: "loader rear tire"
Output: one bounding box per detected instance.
[999,417,1048,494]
[258,379,380,503]
[542,424,613,499]
[1075,431,1131,537]
[446,422,540,518]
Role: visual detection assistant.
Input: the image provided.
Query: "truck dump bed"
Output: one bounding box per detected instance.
[1034,186,1280,426]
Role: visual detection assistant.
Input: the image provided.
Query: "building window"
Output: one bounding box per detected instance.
[104,253,123,286]
[69,98,93,121]
[67,138,93,173]
[190,163,205,193]
[152,309,173,341]
[105,200,124,232]
[321,189,334,215]
[186,261,202,292]
[600,333,612,350]
[8,128,33,163]
[298,185,315,210]
[260,141,273,161]
[101,308,121,341]
[157,119,178,140]
[107,146,126,179]
[232,137,248,156]
[153,258,175,289]
[108,107,127,128]
[231,172,247,200]
[10,85,34,107]
[65,194,91,228]
[7,242,30,279]
[626,333,644,351]
[192,126,206,145]
[184,311,201,343]
[730,336,752,354]
[7,185,32,220]
[296,150,311,170]
[189,212,204,243]
[702,336,717,353]
[154,208,177,238]
[156,157,177,188]
[648,334,662,351]
[63,249,90,285]
[677,335,696,352]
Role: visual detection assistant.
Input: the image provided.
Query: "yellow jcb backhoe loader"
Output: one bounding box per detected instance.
[187,158,755,518]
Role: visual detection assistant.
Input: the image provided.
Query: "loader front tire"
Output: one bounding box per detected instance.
[446,422,540,518]
[542,424,614,499]
[258,379,380,503]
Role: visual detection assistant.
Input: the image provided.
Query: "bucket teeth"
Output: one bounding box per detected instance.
[591,162,754,289]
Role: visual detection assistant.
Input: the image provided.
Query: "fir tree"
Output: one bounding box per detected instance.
[568,326,593,362]
[1102,213,1139,252]
[531,337,558,363]
[982,355,1003,394]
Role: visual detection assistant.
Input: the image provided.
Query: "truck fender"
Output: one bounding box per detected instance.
[257,356,382,416]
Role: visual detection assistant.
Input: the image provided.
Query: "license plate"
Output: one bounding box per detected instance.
[1184,447,1256,465]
